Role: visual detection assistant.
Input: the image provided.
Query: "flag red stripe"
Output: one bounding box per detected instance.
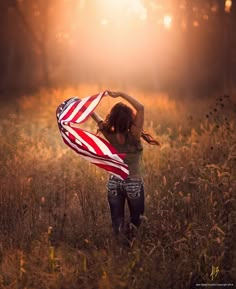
[75,129,103,155]
[71,126,121,156]
[71,93,104,124]
[62,132,128,169]
[60,101,79,122]
[57,91,129,179]
[62,135,128,178]
[93,163,128,180]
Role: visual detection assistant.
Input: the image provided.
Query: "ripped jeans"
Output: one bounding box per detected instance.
[107,175,145,235]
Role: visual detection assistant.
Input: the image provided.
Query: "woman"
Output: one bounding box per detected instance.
[91,91,159,238]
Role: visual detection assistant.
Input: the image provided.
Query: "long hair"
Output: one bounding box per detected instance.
[101,102,160,146]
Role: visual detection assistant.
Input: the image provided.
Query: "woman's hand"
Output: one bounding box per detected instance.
[107,91,120,98]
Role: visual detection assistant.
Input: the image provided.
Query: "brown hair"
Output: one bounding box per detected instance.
[100,102,160,145]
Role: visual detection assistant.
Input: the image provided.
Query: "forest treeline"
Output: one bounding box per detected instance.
[0,0,236,96]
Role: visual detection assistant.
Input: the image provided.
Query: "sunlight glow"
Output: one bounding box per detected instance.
[98,0,147,21]
[101,18,108,26]
[225,0,232,13]
[163,15,172,29]
[211,4,218,13]
[127,0,147,20]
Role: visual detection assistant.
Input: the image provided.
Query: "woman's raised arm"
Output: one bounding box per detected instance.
[107,91,144,139]
[90,111,104,129]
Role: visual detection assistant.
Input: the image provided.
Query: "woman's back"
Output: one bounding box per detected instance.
[101,130,143,177]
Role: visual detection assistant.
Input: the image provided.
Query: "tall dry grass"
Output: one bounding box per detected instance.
[0,86,235,289]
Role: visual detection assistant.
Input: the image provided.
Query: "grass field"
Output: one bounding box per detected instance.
[0,86,235,289]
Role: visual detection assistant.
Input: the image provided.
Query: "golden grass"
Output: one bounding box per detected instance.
[0,86,235,289]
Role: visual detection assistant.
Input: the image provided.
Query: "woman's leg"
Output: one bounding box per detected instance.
[107,179,125,234]
[126,180,145,228]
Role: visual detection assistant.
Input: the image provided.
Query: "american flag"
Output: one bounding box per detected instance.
[56,91,129,180]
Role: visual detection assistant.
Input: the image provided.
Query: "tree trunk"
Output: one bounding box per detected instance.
[11,0,50,88]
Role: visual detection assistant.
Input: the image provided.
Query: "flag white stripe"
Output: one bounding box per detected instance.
[63,123,96,154]
[61,131,128,171]
[82,130,123,162]
[63,97,88,123]
[62,131,129,173]
[57,91,129,179]
[59,97,78,121]
[61,132,129,176]
[75,92,103,123]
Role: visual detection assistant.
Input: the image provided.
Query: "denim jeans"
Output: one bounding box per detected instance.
[107,175,145,235]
